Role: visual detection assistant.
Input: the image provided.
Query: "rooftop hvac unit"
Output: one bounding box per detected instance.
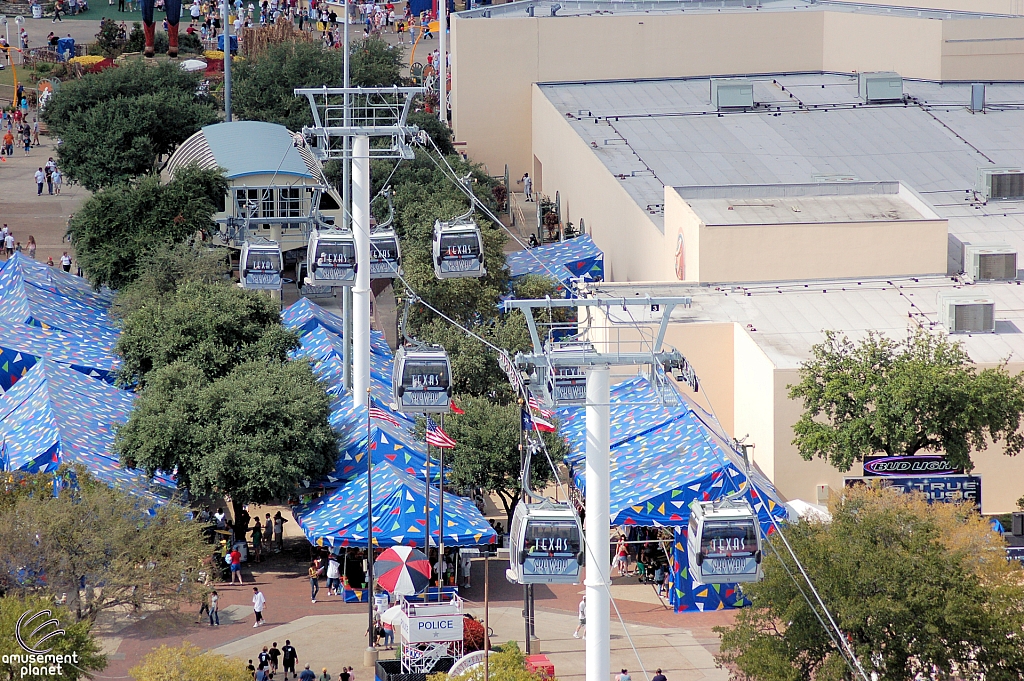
[977,168,1024,200]
[963,244,1018,283]
[937,292,995,334]
[858,72,903,103]
[711,78,754,110]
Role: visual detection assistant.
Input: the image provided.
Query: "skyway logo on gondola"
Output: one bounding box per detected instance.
[245,273,281,289]
[401,391,448,407]
[441,259,479,272]
[369,261,400,274]
[312,267,354,281]
[525,557,576,576]
[862,455,962,477]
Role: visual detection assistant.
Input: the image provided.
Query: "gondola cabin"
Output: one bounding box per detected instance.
[687,498,763,584]
[544,342,594,406]
[432,219,486,279]
[506,500,584,585]
[306,229,357,286]
[392,346,452,414]
[240,239,283,291]
[369,229,402,279]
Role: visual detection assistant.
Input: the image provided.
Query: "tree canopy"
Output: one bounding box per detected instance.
[114,280,299,387]
[0,467,210,622]
[131,643,251,681]
[115,359,338,509]
[41,62,217,189]
[112,239,230,319]
[789,329,1024,472]
[232,38,403,130]
[435,396,567,527]
[67,165,227,290]
[715,486,1024,681]
[0,595,107,681]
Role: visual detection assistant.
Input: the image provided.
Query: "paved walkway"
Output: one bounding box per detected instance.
[0,134,86,267]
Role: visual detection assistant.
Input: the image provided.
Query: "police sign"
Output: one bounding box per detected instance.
[401,614,464,643]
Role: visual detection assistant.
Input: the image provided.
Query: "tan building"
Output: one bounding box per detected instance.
[516,71,1024,512]
[450,0,1024,180]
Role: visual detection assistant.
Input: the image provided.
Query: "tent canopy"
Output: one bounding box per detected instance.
[0,359,175,499]
[282,298,392,357]
[0,320,119,392]
[505,235,604,286]
[294,461,496,549]
[0,253,118,345]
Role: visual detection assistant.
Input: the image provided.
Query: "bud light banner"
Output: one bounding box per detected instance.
[845,475,981,512]
[862,454,963,477]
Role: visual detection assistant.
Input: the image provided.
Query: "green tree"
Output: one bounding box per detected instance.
[232,38,403,130]
[789,329,1024,473]
[112,239,230,319]
[715,486,1024,681]
[114,359,338,517]
[435,396,567,527]
[131,642,250,681]
[0,469,210,621]
[407,112,455,156]
[67,165,227,290]
[114,281,299,387]
[42,62,217,189]
[0,595,107,681]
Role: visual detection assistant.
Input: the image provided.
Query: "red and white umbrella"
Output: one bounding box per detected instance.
[374,546,431,595]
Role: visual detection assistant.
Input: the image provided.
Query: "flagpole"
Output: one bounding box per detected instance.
[366,387,376,664]
[439,413,445,594]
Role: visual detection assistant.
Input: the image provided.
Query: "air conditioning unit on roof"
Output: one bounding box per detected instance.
[977,168,1024,200]
[711,78,754,110]
[858,72,903,103]
[937,292,995,334]
[963,244,1018,283]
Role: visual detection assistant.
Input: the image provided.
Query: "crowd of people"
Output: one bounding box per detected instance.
[1,96,38,158]
[245,640,358,681]
[611,529,671,597]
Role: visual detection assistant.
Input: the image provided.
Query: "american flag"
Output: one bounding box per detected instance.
[528,395,555,418]
[425,417,457,449]
[369,399,401,428]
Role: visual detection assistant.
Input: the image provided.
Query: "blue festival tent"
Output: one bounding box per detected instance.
[557,376,787,612]
[0,253,119,346]
[505,235,604,289]
[0,359,175,500]
[294,461,496,549]
[282,297,392,357]
[0,320,119,391]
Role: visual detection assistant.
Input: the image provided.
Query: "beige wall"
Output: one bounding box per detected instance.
[454,9,1024,182]
[531,86,674,282]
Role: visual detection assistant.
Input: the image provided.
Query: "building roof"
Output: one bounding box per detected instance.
[539,74,1024,263]
[591,277,1024,369]
[168,121,327,183]
[459,0,1017,21]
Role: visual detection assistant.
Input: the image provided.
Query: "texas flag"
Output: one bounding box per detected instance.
[521,409,556,433]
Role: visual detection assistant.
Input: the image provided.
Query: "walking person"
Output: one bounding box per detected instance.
[4,231,15,258]
[26,235,36,259]
[198,589,211,623]
[264,513,274,551]
[252,586,266,627]
[230,545,243,584]
[274,511,287,552]
[282,640,298,679]
[34,167,45,195]
[299,665,316,681]
[31,119,39,147]
[614,535,629,577]
[209,589,220,625]
[44,158,55,194]
[326,553,340,596]
[52,167,62,195]
[251,519,263,563]
[616,670,632,681]
[269,643,281,674]
[308,560,321,603]
[319,669,331,681]
[573,595,586,639]
[651,669,666,681]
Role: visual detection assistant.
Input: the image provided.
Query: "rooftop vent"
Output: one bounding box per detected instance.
[977,168,1024,201]
[711,78,754,110]
[937,292,995,334]
[971,83,985,112]
[964,244,1017,283]
[858,72,903,103]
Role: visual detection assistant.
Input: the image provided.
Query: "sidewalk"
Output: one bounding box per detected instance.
[0,135,87,267]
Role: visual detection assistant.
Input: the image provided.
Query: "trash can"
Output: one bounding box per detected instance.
[32,4,43,19]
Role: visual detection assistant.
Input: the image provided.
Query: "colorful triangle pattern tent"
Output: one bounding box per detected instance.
[293,461,496,549]
[0,359,175,501]
[0,320,119,391]
[557,376,787,612]
[0,253,119,345]
[505,235,604,290]
[282,296,392,357]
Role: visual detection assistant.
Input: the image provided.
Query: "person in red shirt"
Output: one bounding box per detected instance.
[230,547,243,584]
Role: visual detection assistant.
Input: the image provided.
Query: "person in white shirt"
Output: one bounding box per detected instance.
[573,595,586,639]
[34,167,45,196]
[252,586,267,627]
[4,232,15,258]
